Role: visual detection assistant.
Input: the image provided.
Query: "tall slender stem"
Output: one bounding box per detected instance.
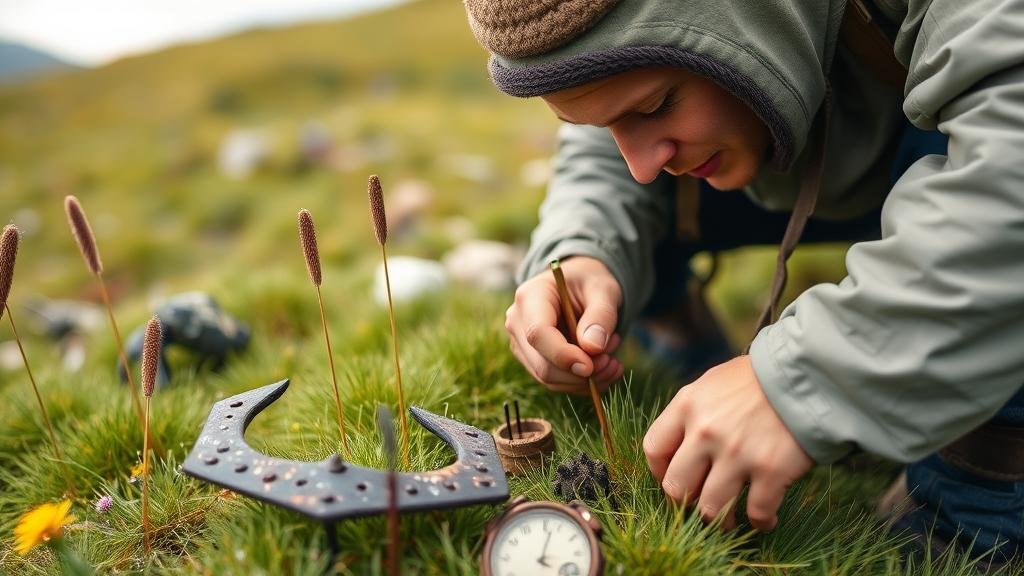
[7,306,76,495]
[142,397,152,555]
[97,274,144,425]
[381,245,410,469]
[316,285,348,456]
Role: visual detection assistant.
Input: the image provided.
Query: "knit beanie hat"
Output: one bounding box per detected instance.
[465,0,618,59]
[462,0,848,170]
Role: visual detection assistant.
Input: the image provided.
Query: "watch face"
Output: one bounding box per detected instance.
[488,508,592,576]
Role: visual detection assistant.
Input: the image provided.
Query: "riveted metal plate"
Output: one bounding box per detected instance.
[182,380,509,521]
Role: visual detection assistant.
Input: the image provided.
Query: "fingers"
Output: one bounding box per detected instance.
[746,475,787,531]
[591,355,623,385]
[659,441,709,507]
[640,357,812,534]
[505,262,625,393]
[520,280,594,368]
[508,335,587,391]
[575,280,619,355]
[643,388,691,482]
[505,287,590,388]
[606,333,623,355]
[696,459,745,530]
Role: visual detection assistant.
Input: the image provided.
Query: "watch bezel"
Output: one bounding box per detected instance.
[481,497,604,576]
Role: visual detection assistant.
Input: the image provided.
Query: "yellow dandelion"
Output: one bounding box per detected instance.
[130,460,149,479]
[14,500,76,555]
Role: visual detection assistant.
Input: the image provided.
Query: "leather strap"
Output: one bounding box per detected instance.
[750,87,833,340]
[839,0,908,90]
[750,0,902,338]
[675,175,702,243]
[940,424,1024,482]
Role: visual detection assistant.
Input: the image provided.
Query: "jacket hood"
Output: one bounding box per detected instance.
[474,1,848,170]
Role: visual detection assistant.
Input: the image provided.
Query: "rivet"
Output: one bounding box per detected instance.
[263,473,277,483]
[203,456,219,465]
[443,480,457,491]
[476,465,488,473]
[464,430,479,438]
[405,485,418,495]
[327,454,347,473]
[234,464,248,473]
[216,445,230,453]
[230,401,243,408]
[296,479,308,487]
[321,494,336,503]
[356,482,368,492]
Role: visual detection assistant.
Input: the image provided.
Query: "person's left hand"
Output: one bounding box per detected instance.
[643,355,813,531]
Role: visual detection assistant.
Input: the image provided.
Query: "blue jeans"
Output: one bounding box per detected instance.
[903,385,1024,561]
[644,123,1024,558]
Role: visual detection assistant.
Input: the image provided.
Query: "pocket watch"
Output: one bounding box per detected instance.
[481,496,604,576]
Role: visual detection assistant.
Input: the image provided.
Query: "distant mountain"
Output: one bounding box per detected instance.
[0,40,78,83]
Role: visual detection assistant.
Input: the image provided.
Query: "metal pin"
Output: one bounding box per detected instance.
[503,402,514,441]
[513,400,523,439]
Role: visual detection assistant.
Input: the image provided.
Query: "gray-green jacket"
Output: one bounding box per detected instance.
[497,0,1024,464]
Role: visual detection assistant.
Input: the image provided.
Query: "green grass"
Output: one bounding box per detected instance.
[1,286,1017,574]
[0,0,1018,573]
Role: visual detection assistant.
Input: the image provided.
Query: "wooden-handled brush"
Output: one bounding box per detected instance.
[298,209,349,456]
[369,175,410,468]
[1,225,76,495]
[140,315,161,555]
[550,259,616,459]
[64,195,146,430]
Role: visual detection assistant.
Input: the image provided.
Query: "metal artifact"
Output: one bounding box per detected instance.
[182,379,510,552]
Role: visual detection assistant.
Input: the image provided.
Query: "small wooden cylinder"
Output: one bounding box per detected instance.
[492,418,556,476]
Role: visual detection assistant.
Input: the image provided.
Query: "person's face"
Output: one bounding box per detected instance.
[542,67,770,190]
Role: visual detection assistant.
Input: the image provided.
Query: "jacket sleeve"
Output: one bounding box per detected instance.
[516,122,673,331]
[751,0,1024,463]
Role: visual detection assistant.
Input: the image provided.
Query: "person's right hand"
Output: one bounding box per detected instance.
[505,256,624,395]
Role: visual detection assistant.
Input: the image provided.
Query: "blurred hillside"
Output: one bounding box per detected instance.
[0,0,555,310]
[0,40,77,83]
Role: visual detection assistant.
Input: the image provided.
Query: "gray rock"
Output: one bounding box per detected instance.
[443,240,523,292]
[122,292,250,388]
[22,296,103,340]
[373,257,448,305]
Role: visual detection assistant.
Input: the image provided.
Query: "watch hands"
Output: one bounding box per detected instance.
[537,530,553,566]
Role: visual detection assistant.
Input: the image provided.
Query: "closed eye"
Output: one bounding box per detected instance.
[643,87,679,119]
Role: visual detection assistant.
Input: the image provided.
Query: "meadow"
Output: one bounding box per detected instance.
[0,1,1012,574]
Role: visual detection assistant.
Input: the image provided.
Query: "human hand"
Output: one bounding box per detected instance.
[505,256,624,395]
[643,356,813,530]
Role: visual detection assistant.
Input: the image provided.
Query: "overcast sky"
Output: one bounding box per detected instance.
[0,0,409,66]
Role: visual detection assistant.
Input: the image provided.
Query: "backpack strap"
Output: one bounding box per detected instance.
[840,0,908,90]
[749,85,834,340]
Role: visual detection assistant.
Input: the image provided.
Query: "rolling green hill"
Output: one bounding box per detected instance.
[0,0,553,303]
